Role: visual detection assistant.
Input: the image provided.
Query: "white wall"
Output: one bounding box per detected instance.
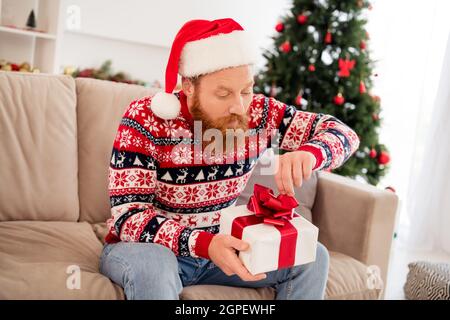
[59,0,291,84]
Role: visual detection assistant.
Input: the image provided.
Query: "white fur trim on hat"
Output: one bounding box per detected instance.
[150,92,181,120]
[179,30,258,77]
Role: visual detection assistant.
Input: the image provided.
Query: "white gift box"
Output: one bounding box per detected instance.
[219,204,319,275]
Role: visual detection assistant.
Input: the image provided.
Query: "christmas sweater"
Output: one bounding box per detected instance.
[105,90,360,259]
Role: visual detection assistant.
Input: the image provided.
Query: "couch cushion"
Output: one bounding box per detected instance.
[0,72,79,221]
[325,251,381,299]
[91,223,380,299]
[180,251,381,300]
[236,148,317,222]
[38,220,382,300]
[75,78,160,223]
[0,220,124,299]
[181,285,275,300]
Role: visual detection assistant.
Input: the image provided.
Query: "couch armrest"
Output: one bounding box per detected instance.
[312,171,399,288]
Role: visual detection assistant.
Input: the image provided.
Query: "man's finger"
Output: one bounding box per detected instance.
[303,156,313,180]
[281,159,294,196]
[229,255,252,280]
[221,265,235,276]
[292,157,303,187]
[229,236,249,251]
[228,255,266,281]
[274,157,285,194]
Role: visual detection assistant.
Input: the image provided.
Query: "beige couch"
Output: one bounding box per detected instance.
[0,71,399,300]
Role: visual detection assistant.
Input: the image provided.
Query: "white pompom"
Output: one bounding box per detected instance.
[150,92,181,120]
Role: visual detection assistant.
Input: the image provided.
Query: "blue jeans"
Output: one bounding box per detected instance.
[99,241,329,300]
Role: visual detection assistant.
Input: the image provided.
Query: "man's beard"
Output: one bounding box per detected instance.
[189,91,249,156]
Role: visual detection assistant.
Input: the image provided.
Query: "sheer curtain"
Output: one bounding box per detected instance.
[401,32,450,253]
[368,0,450,251]
[366,1,450,253]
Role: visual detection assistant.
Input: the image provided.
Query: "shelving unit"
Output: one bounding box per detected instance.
[0,0,64,73]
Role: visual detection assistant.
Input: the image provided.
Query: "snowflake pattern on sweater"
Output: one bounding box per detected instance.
[105,91,360,259]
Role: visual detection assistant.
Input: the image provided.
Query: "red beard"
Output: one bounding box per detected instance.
[189,92,249,154]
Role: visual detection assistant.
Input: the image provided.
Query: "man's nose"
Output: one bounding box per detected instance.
[229,96,246,115]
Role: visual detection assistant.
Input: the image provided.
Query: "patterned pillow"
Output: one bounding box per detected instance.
[404,261,450,300]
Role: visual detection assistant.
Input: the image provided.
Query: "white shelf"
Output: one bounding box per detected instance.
[0,25,56,40]
[0,0,64,74]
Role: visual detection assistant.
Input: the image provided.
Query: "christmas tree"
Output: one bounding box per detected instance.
[254,0,390,186]
[26,10,36,29]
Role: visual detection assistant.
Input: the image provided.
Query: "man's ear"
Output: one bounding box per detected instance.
[182,77,195,97]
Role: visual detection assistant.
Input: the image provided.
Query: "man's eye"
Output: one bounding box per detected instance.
[242,92,252,95]
[217,93,229,98]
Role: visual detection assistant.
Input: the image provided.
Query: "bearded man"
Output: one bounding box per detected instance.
[100,18,360,300]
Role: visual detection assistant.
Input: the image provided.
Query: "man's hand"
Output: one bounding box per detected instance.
[208,234,267,281]
[274,151,316,196]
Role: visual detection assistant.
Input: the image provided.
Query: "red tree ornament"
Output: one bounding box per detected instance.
[275,22,284,33]
[333,93,345,105]
[360,40,366,50]
[378,151,390,165]
[338,58,356,77]
[359,80,367,93]
[279,41,292,53]
[297,14,308,25]
[369,148,377,158]
[372,113,379,121]
[308,64,316,72]
[325,31,332,44]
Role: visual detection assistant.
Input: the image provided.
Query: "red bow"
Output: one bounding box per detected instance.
[246,184,299,227]
[231,184,300,269]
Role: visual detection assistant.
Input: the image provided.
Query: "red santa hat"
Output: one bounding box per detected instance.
[150,18,258,119]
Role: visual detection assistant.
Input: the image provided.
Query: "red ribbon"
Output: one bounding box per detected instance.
[231,184,300,269]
